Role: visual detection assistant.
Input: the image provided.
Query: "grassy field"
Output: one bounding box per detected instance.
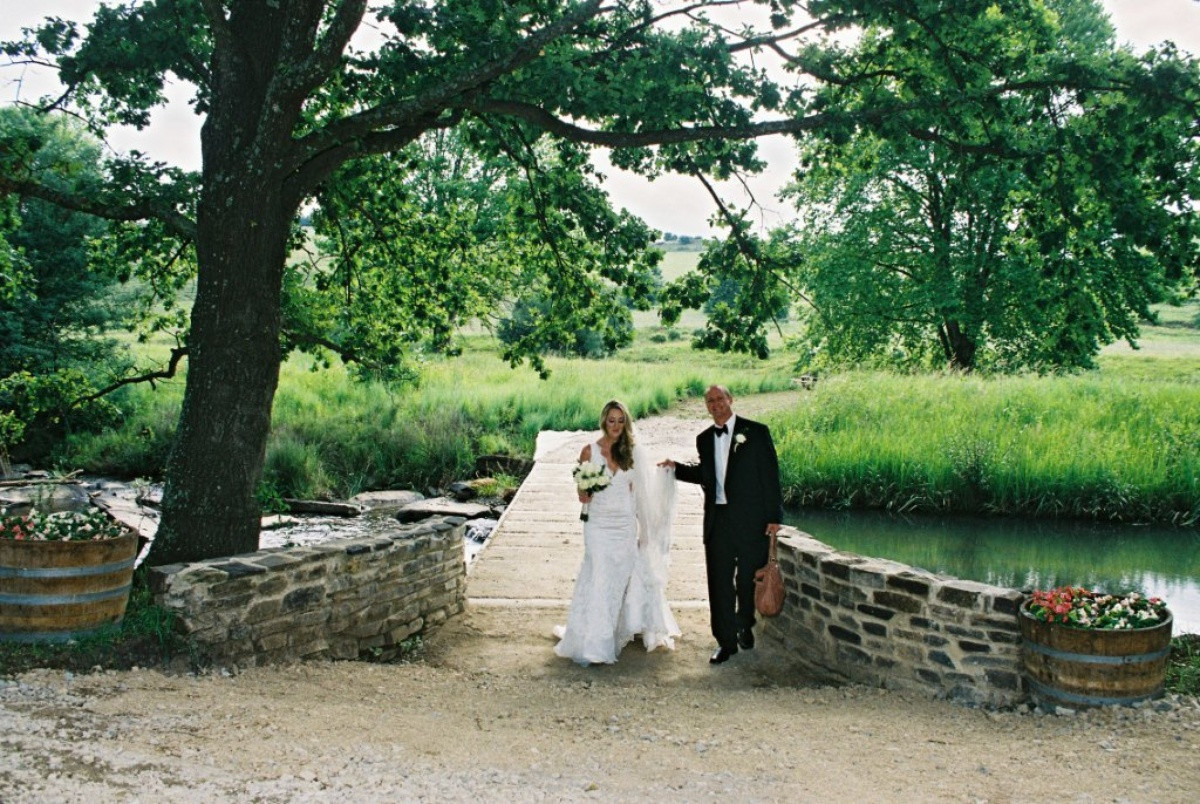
[772,369,1199,524]
[56,250,1200,523]
[63,327,796,499]
[631,249,710,331]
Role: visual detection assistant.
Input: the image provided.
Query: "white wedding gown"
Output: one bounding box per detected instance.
[554,443,680,666]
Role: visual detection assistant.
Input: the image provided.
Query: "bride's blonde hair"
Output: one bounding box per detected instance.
[600,399,635,471]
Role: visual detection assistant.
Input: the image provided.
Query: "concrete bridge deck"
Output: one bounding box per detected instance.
[466,416,710,609]
[432,399,812,683]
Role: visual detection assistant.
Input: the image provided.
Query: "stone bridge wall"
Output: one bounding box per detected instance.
[149,518,466,668]
[763,527,1026,707]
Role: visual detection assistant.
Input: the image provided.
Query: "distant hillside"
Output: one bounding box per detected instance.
[653,236,708,252]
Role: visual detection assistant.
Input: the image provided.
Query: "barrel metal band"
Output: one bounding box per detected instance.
[1026,676,1162,708]
[1023,640,1170,665]
[0,583,131,606]
[0,622,116,644]
[0,556,136,579]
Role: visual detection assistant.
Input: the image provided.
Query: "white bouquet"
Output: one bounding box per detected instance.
[572,462,611,522]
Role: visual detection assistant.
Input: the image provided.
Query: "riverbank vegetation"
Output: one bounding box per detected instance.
[775,368,1199,525]
[51,297,1200,527]
[58,332,796,501]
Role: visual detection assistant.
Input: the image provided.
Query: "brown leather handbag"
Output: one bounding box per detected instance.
[754,533,784,617]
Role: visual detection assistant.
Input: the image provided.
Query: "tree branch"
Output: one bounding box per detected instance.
[464,96,908,146]
[198,0,234,56]
[285,113,459,197]
[295,0,606,162]
[72,347,189,407]
[0,175,196,241]
[295,0,369,94]
[692,167,818,335]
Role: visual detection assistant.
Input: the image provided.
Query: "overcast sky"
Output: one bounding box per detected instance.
[2,0,1198,236]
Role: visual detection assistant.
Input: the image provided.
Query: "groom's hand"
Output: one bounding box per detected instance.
[658,459,675,469]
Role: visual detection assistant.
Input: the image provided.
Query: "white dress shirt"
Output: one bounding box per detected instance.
[714,413,736,505]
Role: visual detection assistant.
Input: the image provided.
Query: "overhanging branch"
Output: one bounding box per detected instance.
[691,167,826,333]
[464,97,906,146]
[298,0,607,161]
[0,176,196,240]
[72,347,190,407]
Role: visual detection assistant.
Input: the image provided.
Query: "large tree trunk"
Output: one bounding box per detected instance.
[152,180,291,565]
[941,319,977,371]
[149,3,302,566]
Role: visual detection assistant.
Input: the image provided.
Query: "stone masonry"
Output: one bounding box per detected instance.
[761,528,1026,707]
[149,517,466,668]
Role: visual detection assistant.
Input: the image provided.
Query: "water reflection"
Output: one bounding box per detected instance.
[787,509,1200,635]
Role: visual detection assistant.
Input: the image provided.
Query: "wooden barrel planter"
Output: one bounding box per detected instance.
[0,531,139,643]
[1019,600,1173,709]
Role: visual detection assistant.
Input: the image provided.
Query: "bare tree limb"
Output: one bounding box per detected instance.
[691,166,827,331]
[71,347,189,407]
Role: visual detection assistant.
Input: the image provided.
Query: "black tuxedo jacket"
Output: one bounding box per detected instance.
[675,417,784,544]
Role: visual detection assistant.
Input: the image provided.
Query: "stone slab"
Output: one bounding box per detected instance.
[398,497,494,523]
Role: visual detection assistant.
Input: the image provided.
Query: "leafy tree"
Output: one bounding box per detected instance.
[0,109,129,376]
[0,197,20,303]
[499,292,634,359]
[0,108,146,465]
[300,128,658,378]
[3,0,1173,564]
[665,217,795,359]
[779,0,1200,372]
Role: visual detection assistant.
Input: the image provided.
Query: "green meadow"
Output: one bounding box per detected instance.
[60,252,1200,525]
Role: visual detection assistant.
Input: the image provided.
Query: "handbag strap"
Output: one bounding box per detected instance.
[767,531,778,563]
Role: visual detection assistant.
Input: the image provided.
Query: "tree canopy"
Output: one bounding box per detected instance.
[3,0,1196,563]
[771,0,1200,372]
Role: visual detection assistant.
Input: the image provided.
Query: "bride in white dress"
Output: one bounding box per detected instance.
[554,400,680,666]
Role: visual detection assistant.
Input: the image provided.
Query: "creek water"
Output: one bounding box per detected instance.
[786,508,1200,635]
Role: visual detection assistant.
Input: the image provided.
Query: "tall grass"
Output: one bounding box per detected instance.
[772,371,1200,525]
[54,289,1200,524]
[61,334,795,498]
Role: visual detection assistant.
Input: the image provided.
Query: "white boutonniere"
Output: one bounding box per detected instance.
[734,433,746,452]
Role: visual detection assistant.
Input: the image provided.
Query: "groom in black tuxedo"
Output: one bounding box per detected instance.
[665,385,783,664]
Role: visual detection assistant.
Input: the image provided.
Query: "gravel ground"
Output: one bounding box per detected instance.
[2,604,1199,802]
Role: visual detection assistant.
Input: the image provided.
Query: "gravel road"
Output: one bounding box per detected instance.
[2,603,1199,802]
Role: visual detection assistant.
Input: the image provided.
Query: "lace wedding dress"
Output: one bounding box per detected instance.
[554,442,680,666]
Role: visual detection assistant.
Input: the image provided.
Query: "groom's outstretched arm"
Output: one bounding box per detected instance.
[657,458,702,485]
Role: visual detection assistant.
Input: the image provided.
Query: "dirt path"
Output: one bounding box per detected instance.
[3,604,1198,802]
[2,394,1199,801]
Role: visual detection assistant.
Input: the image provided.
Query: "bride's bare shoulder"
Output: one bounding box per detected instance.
[579,443,592,462]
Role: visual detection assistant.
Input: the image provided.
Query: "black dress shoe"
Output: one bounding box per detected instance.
[738,629,755,650]
[709,646,738,664]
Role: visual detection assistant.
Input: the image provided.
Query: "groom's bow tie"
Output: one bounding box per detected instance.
[714,425,728,436]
